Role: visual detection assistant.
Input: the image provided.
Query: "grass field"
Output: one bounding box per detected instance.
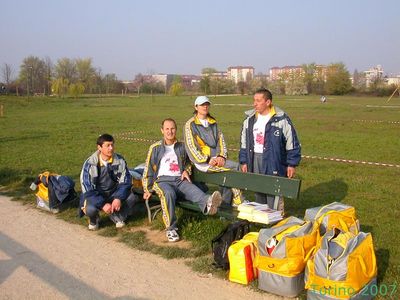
[1,94,399,298]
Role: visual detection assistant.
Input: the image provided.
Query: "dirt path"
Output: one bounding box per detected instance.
[0,196,284,300]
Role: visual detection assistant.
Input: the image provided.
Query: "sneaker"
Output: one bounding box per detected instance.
[115,221,125,228]
[166,229,180,242]
[206,191,223,215]
[88,216,99,231]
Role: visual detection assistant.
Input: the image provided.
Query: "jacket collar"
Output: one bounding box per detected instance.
[194,115,217,125]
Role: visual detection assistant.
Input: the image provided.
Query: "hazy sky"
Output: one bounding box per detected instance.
[1,0,399,79]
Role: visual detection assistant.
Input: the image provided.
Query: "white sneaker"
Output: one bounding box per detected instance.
[115,221,125,228]
[88,216,99,231]
[166,229,180,242]
[206,191,223,215]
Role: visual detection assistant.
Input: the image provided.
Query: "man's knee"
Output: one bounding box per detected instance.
[85,203,99,218]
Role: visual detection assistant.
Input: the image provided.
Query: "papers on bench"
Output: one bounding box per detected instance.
[237,202,283,225]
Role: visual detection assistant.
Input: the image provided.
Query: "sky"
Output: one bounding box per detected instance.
[1,0,399,80]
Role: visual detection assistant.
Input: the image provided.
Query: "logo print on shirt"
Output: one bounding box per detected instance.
[274,130,280,137]
[169,161,180,172]
[255,132,264,145]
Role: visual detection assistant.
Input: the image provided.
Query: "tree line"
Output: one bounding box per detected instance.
[1,57,397,97]
[1,56,123,97]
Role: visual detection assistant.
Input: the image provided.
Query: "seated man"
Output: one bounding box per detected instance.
[79,134,138,230]
[142,118,222,242]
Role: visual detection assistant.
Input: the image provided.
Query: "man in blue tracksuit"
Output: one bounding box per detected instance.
[79,134,138,230]
[239,88,301,211]
[142,118,222,242]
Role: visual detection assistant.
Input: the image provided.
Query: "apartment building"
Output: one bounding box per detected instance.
[227,66,254,83]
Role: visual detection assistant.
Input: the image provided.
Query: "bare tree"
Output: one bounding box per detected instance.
[1,63,14,89]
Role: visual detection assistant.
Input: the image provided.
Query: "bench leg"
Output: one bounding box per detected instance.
[145,199,162,223]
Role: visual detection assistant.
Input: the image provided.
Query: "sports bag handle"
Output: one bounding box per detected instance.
[315,210,359,234]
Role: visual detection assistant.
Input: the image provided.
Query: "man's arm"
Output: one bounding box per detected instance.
[112,156,132,202]
[142,142,158,195]
[282,116,301,172]
[80,160,105,209]
[239,118,249,166]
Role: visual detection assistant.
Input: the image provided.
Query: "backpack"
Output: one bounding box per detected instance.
[32,171,77,212]
[211,220,250,270]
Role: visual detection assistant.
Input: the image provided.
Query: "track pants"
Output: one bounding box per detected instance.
[153,176,209,230]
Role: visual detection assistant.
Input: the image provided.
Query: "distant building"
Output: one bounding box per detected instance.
[269,65,304,81]
[227,66,254,83]
[208,71,228,79]
[152,74,174,90]
[386,75,400,86]
[315,65,328,82]
[364,65,384,87]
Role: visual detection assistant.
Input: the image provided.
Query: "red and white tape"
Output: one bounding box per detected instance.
[116,134,400,169]
[353,119,400,124]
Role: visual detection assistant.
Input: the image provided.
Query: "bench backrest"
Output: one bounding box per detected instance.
[192,169,301,199]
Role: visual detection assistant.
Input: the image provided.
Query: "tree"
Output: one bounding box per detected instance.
[68,82,85,98]
[201,67,218,76]
[169,76,183,96]
[55,58,77,83]
[237,81,249,95]
[76,58,95,91]
[352,69,366,92]
[43,57,53,95]
[18,56,47,95]
[325,63,352,95]
[103,73,122,94]
[302,63,316,94]
[51,78,69,97]
[1,63,14,90]
[199,76,210,94]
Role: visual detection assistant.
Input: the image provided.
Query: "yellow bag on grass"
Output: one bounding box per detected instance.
[228,232,259,285]
[256,216,317,297]
[305,228,377,299]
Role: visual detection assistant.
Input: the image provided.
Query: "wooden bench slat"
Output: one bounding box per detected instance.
[192,169,301,199]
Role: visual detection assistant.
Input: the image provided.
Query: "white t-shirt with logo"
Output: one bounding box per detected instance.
[157,144,181,177]
[253,113,271,153]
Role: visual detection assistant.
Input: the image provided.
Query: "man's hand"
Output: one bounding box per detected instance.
[241,164,248,173]
[111,198,121,213]
[215,156,226,167]
[181,170,192,182]
[208,157,218,166]
[143,191,152,200]
[102,203,112,214]
[287,166,296,179]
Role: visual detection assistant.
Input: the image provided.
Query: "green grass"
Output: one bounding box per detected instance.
[1,94,400,298]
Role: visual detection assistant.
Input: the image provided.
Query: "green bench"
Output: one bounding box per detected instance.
[142,168,301,222]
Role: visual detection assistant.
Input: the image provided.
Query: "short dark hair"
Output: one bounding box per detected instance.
[255,88,273,101]
[97,134,114,146]
[161,118,177,129]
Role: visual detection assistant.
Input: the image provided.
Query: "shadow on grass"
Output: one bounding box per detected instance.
[289,179,348,217]
[375,248,390,284]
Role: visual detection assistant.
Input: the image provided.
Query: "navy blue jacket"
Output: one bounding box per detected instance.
[79,151,132,215]
[239,106,301,177]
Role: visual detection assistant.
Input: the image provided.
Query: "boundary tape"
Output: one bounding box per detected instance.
[353,119,400,124]
[115,133,400,169]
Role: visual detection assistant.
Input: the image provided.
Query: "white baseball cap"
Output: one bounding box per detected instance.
[194,96,211,106]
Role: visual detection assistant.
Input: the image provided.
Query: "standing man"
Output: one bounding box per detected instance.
[239,88,301,211]
[143,118,222,242]
[79,134,138,230]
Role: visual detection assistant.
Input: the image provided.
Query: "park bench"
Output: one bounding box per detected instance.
[140,168,301,223]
